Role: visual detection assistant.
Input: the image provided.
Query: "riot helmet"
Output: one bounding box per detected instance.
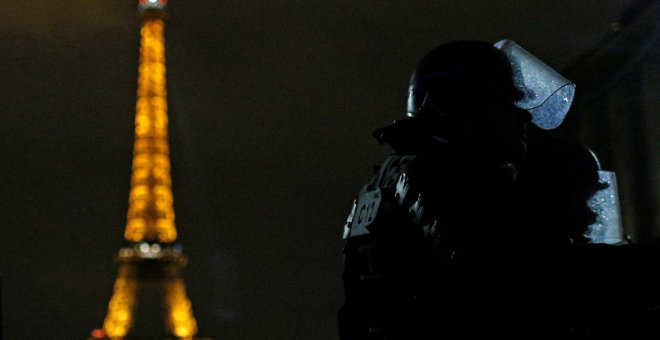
[407,39,575,130]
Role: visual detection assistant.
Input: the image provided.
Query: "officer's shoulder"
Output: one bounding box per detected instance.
[370,154,416,188]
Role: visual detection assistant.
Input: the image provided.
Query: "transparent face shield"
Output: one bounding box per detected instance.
[585,170,625,244]
[493,40,576,130]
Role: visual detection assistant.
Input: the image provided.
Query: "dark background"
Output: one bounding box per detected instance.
[0,0,657,339]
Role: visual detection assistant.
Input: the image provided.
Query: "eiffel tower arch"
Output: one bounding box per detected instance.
[90,1,208,339]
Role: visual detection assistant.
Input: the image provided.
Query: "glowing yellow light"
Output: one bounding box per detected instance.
[125,219,146,242]
[164,279,198,337]
[131,168,149,184]
[103,276,138,337]
[157,219,177,242]
[129,184,149,200]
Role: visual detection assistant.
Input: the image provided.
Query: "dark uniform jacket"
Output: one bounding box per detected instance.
[339,120,660,339]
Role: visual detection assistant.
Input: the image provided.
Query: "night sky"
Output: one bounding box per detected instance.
[0,1,649,339]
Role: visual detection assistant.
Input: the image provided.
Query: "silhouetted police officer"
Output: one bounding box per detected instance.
[339,40,577,339]
[340,39,660,340]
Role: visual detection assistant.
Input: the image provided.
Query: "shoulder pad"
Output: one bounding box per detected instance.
[371,155,415,189]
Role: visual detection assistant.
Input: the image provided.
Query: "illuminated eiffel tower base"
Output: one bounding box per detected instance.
[90,244,204,340]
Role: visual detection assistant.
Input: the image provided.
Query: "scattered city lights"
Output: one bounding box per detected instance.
[139,242,150,253]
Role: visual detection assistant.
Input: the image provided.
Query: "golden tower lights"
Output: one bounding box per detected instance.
[92,1,204,339]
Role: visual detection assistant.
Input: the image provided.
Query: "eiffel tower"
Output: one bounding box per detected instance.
[91,1,205,339]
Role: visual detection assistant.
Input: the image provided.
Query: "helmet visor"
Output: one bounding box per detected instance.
[494,39,576,130]
[585,171,624,244]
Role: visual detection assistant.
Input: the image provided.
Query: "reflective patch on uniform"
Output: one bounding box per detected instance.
[408,192,425,226]
[343,199,357,239]
[343,225,351,240]
[394,171,410,206]
[423,218,438,240]
[350,188,383,237]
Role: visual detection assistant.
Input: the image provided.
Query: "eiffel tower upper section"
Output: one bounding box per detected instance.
[125,0,177,244]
